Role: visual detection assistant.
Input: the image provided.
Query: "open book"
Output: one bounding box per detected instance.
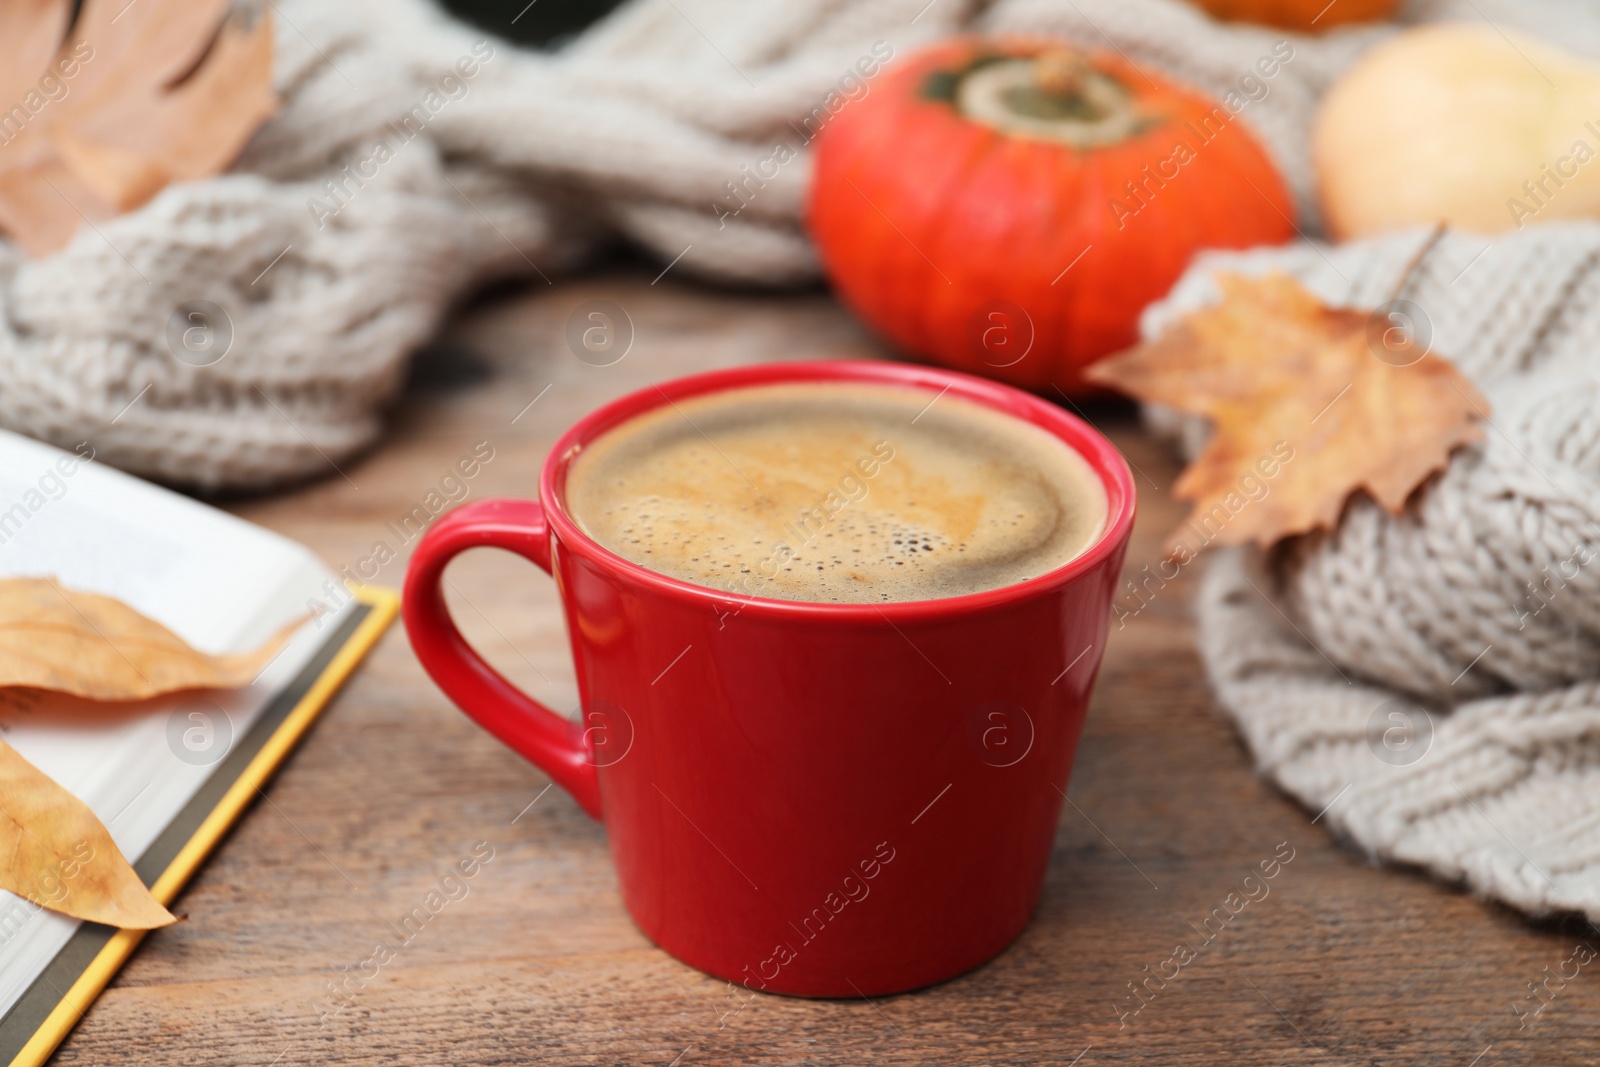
[0,430,396,1067]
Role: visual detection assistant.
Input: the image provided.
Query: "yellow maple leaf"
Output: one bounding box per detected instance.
[1088,270,1488,555]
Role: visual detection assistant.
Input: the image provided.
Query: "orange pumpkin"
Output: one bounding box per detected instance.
[1187,0,1400,31]
[807,39,1297,393]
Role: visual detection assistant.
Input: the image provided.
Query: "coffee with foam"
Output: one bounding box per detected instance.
[564,382,1108,604]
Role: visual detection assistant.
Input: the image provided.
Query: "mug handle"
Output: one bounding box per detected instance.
[403,498,602,819]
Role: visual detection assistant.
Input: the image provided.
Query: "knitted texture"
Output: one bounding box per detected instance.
[0,0,1593,487]
[1143,224,1600,920]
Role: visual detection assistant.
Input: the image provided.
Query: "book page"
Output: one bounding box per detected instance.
[0,431,357,1015]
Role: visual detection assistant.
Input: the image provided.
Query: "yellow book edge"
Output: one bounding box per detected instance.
[7,585,400,1067]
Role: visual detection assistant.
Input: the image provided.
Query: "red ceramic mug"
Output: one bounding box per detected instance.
[403,360,1135,997]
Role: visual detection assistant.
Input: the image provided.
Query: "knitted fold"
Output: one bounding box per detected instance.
[1149,225,1600,921]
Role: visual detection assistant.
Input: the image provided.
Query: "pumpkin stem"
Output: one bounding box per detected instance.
[1034,50,1089,98]
[956,52,1141,147]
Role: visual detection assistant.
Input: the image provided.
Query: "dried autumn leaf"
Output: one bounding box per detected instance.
[0,738,174,928]
[0,0,276,257]
[0,1,70,118]
[1087,271,1488,554]
[0,577,301,700]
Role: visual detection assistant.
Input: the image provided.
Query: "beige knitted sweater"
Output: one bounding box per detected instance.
[1146,225,1600,922]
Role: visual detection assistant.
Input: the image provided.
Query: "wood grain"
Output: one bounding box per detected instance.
[52,275,1600,1066]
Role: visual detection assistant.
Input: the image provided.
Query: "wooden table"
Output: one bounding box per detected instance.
[56,274,1600,1066]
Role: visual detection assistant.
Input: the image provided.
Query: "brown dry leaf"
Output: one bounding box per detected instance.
[1087,271,1488,555]
[0,577,301,700]
[0,1,70,115]
[0,0,276,256]
[0,738,174,928]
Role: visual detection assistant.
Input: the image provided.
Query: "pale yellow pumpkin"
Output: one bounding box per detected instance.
[1316,23,1600,239]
